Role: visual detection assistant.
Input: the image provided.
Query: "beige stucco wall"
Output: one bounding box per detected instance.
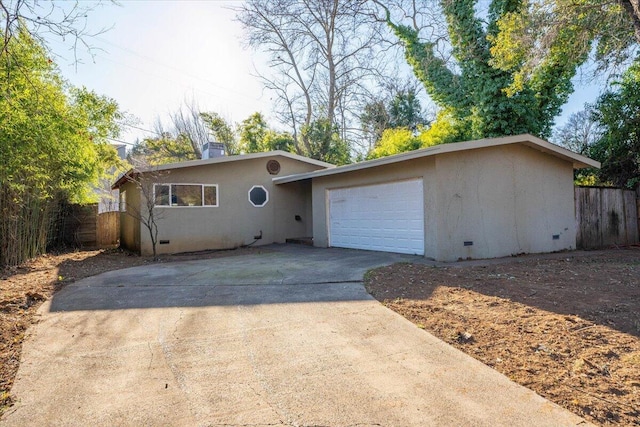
[311,157,438,259]
[133,155,321,256]
[434,144,576,261]
[119,181,140,252]
[310,143,576,261]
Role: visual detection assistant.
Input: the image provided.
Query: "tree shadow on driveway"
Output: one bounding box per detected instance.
[49,245,426,311]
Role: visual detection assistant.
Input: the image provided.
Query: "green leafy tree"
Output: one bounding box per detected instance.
[361,87,428,155]
[263,130,295,152]
[589,61,640,188]
[388,88,428,131]
[367,128,422,159]
[367,109,457,159]
[0,28,122,266]
[200,112,239,155]
[379,0,585,140]
[490,0,639,85]
[239,112,269,153]
[301,118,350,165]
[129,134,198,166]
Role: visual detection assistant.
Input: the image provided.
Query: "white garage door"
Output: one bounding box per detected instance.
[328,179,424,255]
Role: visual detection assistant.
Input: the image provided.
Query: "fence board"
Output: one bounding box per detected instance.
[601,189,624,246]
[67,204,98,247]
[575,187,639,249]
[97,211,119,247]
[624,191,638,244]
[52,203,119,249]
[575,187,601,249]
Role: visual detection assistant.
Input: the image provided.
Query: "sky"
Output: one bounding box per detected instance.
[50,0,270,146]
[48,0,603,149]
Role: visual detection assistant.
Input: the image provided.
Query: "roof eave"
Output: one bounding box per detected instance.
[273,134,601,184]
[149,150,334,173]
[112,170,137,190]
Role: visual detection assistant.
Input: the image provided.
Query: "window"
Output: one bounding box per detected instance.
[154,184,170,206]
[153,184,218,207]
[119,190,126,212]
[248,185,269,207]
[204,185,217,206]
[172,184,202,206]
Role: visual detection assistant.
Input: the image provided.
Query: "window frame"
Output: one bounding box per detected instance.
[248,185,269,208]
[119,189,126,212]
[153,183,219,208]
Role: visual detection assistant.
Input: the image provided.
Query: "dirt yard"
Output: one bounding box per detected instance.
[0,246,266,416]
[366,248,640,426]
[2,247,639,425]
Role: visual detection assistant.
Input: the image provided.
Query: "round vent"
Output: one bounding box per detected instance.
[266,159,281,175]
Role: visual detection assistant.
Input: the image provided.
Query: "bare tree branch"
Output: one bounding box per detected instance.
[236,0,392,157]
[0,0,115,67]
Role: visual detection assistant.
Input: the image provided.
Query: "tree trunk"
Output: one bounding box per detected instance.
[619,0,640,43]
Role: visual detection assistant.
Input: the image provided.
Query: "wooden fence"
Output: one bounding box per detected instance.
[54,203,119,248]
[575,186,639,249]
[97,211,120,247]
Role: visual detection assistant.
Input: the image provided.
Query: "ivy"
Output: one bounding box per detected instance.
[384,0,585,141]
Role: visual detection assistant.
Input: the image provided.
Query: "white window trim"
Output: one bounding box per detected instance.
[248,185,269,208]
[119,189,126,212]
[202,184,219,207]
[153,183,219,207]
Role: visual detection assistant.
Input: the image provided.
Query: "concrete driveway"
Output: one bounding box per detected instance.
[2,245,589,426]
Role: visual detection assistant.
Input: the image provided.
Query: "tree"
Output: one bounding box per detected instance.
[0,28,122,266]
[490,0,639,85]
[301,118,350,165]
[367,128,422,159]
[118,163,167,260]
[387,88,428,131]
[238,113,297,153]
[1,0,113,66]
[129,133,198,166]
[360,99,390,152]
[263,130,295,152]
[553,110,601,155]
[237,0,387,159]
[168,100,211,159]
[588,61,640,188]
[377,0,585,140]
[361,84,430,153]
[200,112,239,155]
[366,108,455,159]
[238,112,268,153]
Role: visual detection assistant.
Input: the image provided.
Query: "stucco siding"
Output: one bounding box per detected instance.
[311,157,437,259]
[434,144,576,261]
[119,181,140,252]
[135,155,322,255]
[275,180,313,239]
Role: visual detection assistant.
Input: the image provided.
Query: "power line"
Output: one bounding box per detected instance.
[118,122,161,135]
[107,137,137,146]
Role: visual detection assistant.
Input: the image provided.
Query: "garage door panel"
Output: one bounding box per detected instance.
[328,179,424,255]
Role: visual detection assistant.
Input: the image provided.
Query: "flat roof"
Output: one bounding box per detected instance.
[113,150,334,189]
[273,134,601,184]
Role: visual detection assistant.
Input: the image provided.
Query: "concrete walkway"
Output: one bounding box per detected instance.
[2,245,590,426]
